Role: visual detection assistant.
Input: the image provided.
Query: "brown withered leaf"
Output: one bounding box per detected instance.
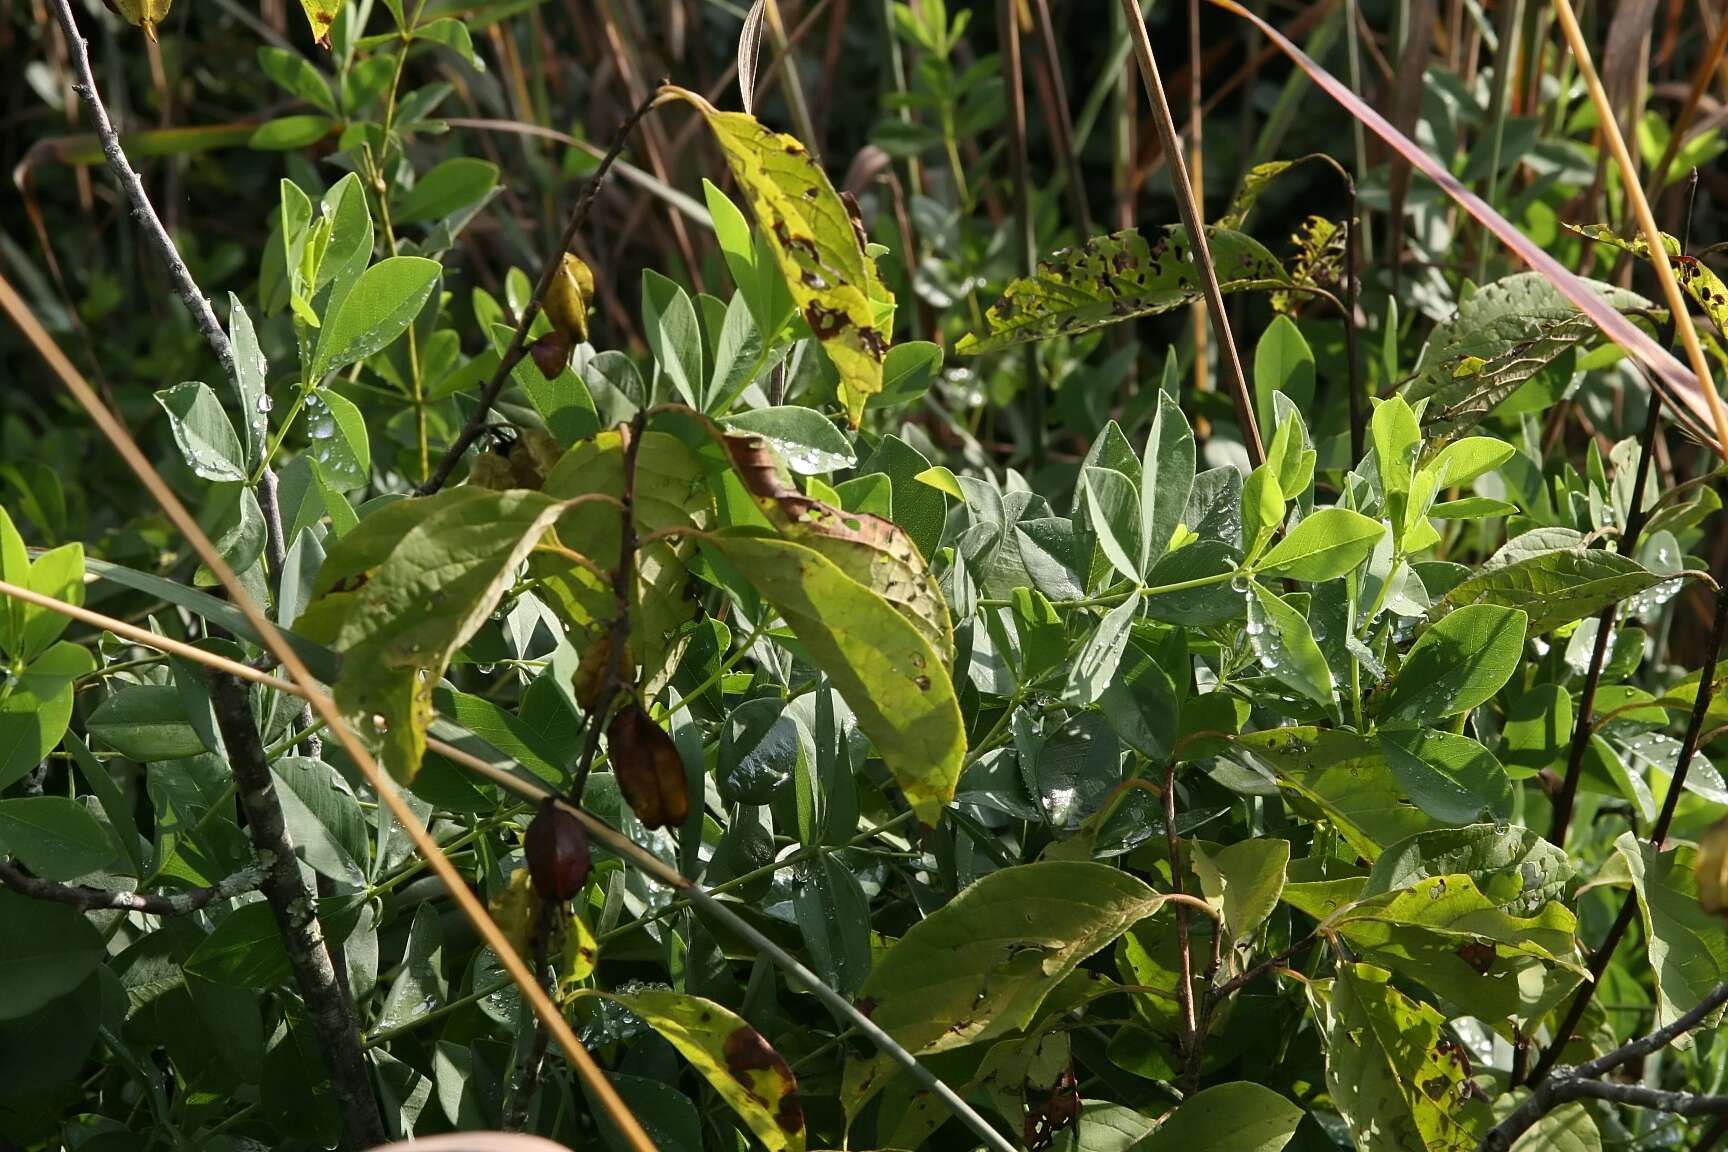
[607,701,690,830]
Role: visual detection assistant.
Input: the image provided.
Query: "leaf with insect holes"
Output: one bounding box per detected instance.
[661,86,892,425]
[955,226,1290,355]
[1569,223,1728,339]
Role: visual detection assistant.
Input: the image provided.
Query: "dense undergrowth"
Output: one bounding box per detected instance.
[5,2,1728,1151]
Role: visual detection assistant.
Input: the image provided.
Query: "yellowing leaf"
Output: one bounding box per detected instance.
[296,0,340,47]
[576,989,806,1152]
[705,533,962,824]
[102,0,172,39]
[658,85,892,424]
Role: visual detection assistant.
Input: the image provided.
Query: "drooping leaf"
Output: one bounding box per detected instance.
[955,226,1289,355]
[1192,839,1289,941]
[155,381,249,483]
[1247,581,1335,707]
[705,532,962,824]
[1613,832,1728,1032]
[855,861,1168,1053]
[662,87,892,424]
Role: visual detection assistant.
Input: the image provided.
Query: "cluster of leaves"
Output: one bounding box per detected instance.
[7,2,1728,1152]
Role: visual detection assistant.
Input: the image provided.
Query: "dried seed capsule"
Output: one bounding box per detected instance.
[524,799,591,901]
[607,702,690,830]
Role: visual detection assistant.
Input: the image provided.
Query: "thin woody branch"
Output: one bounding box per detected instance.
[1481,983,1728,1151]
[207,672,386,1151]
[0,857,264,916]
[418,91,661,496]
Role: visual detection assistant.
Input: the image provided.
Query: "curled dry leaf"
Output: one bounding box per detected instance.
[607,701,690,830]
[524,799,591,902]
[543,252,594,346]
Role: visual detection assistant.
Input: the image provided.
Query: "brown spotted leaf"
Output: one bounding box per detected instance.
[294,0,339,46]
[660,85,892,425]
[955,226,1290,355]
[574,989,806,1152]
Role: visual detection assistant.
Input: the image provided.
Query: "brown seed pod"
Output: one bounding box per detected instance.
[524,799,591,901]
[607,702,690,830]
[1698,815,1728,917]
[529,331,573,380]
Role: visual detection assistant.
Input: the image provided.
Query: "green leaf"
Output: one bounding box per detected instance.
[187,900,291,989]
[873,340,944,410]
[1256,507,1383,581]
[271,757,368,886]
[11,535,84,662]
[1426,436,1515,487]
[856,861,1167,1053]
[1139,392,1196,573]
[0,642,93,789]
[1236,728,1444,860]
[669,89,891,424]
[642,269,705,407]
[378,905,445,1031]
[1064,595,1140,707]
[1241,464,1284,563]
[1247,581,1334,707]
[296,487,576,782]
[1192,839,1289,940]
[87,683,207,762]
[702,177,795,338]
[0,890,102,1021]
[1488,1099,1601,1152]
[955,226,1289,354]
[1253,315,1315,437]
[723,407,856,474]
[257,46,336,115]
[1132,1081,1303,1152]
[249,115,335,151]
[1371,395,1421,501]
[585,989,806,1152]
[1384,605,1526,721]
[1379,728,1514,824]
[1082,466,1143,583]
[228,295,270,471]
[156,381,249,483]
[706,533,962,824]
[1613,832,1728,1032]
[311,256,441,378]
[395,157,499,225]
[1098,634,1181,761]
[1438,547,1666,635]
[791,854,872,994]
[0,796,113,881]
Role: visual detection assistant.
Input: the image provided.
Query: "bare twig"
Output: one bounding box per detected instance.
[207,672,385,1150]
[0,857,264,916]
[1483,984,1728,1151]
[1117,0,1265,467]
[418,90,660,496]
[44,0,285,575]
[1161,761,1201,1087]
